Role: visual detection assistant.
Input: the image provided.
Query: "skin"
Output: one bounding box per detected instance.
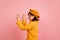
[16,14,34,21]
[28,14,34,21]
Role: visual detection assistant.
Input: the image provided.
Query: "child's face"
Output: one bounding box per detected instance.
[28,14,34,21]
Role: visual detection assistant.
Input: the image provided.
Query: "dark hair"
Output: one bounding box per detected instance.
[28,12,39,21]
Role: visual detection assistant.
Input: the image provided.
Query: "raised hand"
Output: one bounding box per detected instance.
[16,14,20,21]
[21,14,26,20]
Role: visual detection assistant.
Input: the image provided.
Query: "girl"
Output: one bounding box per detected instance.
[16,9,40,40]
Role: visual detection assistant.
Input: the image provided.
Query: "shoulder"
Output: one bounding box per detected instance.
[30,21,38,24]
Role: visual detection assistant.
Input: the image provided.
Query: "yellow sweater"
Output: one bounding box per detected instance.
[16,20,38,40]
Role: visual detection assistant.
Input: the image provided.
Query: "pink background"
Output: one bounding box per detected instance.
[0,0,60,40]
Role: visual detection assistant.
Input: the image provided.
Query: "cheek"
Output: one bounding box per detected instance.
[29,17,31,19]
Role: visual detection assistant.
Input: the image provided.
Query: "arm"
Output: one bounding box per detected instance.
[16,20,32,30]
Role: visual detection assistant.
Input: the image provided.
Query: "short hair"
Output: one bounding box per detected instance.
[28,12,39,21]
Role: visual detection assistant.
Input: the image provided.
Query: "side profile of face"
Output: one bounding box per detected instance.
[28,14,34,21]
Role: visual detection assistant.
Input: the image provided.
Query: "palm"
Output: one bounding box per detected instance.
[22,14,26,20]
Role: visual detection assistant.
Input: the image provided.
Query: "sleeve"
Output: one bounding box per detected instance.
[22,20,27,25]
[16,20,32,30]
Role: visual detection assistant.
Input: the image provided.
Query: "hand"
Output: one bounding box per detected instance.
[21,14,26,20]
[16,14,20,21]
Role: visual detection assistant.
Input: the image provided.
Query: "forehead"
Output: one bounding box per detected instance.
[28,14,33,16]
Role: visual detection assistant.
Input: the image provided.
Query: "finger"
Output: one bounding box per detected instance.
[16,14,20,20]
